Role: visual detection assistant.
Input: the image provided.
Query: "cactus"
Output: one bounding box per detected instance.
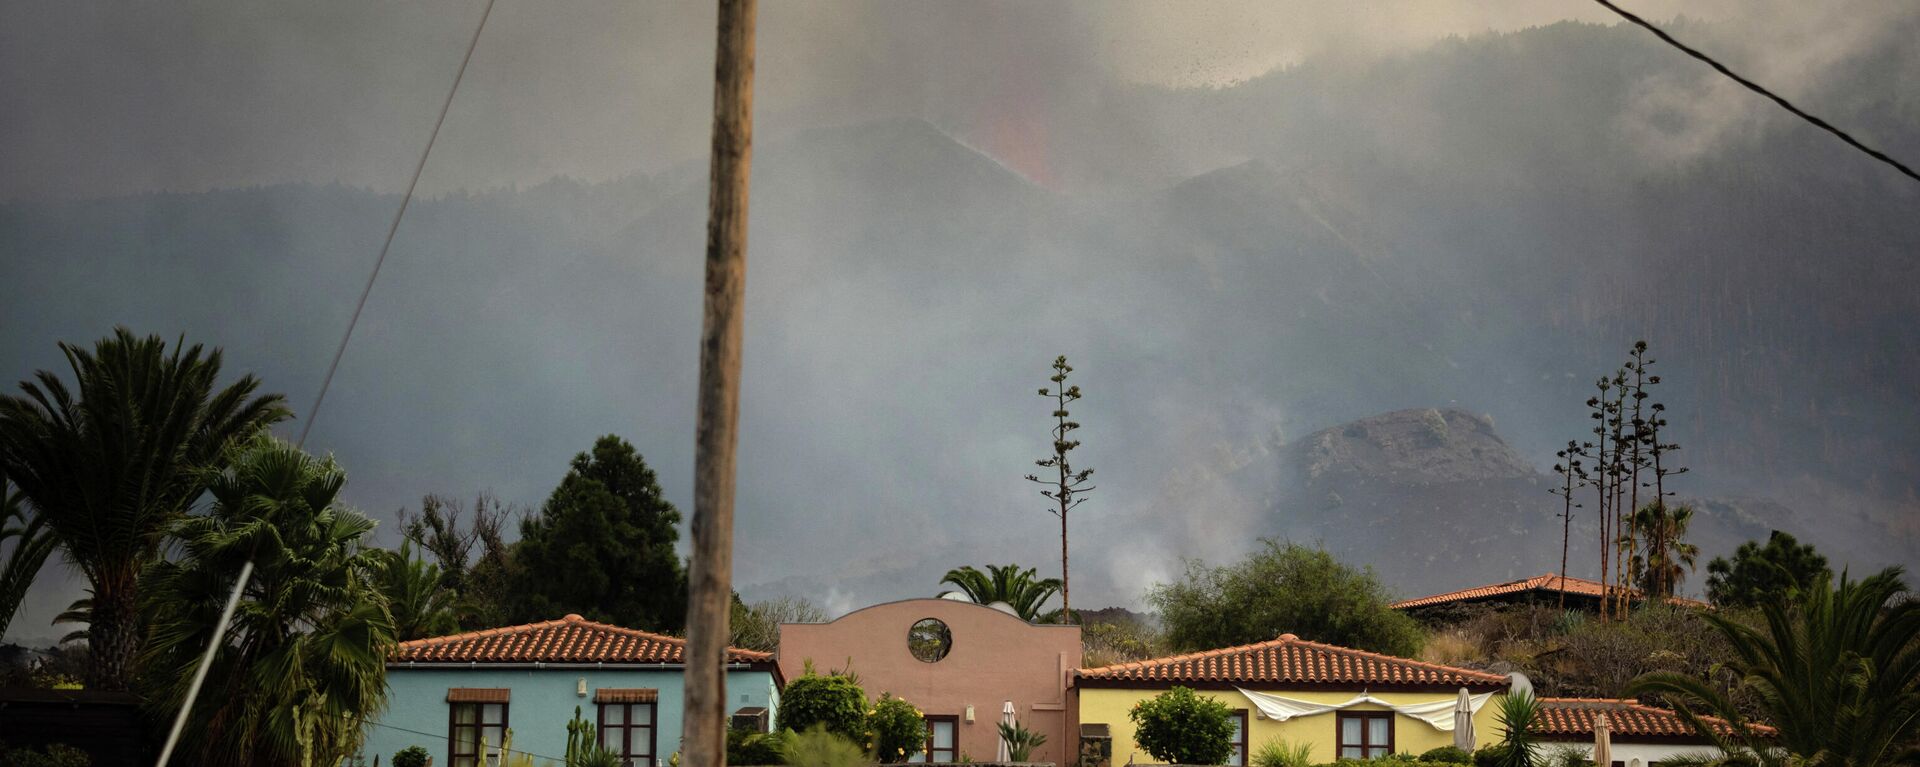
[567,705,599,766]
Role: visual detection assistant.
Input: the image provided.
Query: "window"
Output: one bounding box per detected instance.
[1228,710,1248,766]
[600,700,658,766]
[908,619,953,663]
[1336,712,1392,759]
[919,715,958,762]
[448,702,508,767]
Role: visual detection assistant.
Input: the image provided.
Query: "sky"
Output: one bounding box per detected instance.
[5,0,1918,645]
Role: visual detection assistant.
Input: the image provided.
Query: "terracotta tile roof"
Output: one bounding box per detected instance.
[1390,573,1709,610]
[1535,697,1771,741]
[391,614,773,665]
[1074,633,1507,690]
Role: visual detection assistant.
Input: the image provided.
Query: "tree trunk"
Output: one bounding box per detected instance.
[88,574,139,691]
[1059,508,1070,620]
[683,4,755,767]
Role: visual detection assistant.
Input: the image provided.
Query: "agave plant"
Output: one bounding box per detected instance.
[997,720,1048,762]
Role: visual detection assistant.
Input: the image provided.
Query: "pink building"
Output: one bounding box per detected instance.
[779,599,1082,764]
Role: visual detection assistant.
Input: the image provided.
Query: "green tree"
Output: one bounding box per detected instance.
[377,541,461,641]
[1025,355,1094,620]
[0,328,290,689]
[776,670,868,743]
[1704,530,1830,609]
[511,436,686,631]
[1128,686,1234,765]
[1,473,56,639]
[1626,568,1920,767]
[939,564,1062,621]
[1626,502,1699,599]
[1147,539,1425,657]
[141,435,394,766]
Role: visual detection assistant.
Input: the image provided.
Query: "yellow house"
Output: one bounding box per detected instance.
[1074,633,1512,763]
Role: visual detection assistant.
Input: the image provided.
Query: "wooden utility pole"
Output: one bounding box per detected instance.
[683,3,755,767]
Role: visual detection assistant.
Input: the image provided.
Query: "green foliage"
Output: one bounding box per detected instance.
[512,435,687,631]
[377,540,461,640]
[139,435,395,767]
[1418,747,1472,764]
[0,474,56,639]
[1626,502,1699,598]
[1127,686,1235,765]
[728,728,791,766]
[997,719,1048,762]
[1252,738,1314,767]
[0,328,291,689]
[867,693,926,763]
[1471,745,1510,767]
[781,725,867,767]
[392,745,431,767]
[940,564,1062,621]
[1704,530,1830,609]
[1148,539,1425,657]
[1626,567,1920,767]
[1536,745,1591,767]
[776,670,868,743]
[1080,614,1164,667]
[399,492,517,629]
[731,594,828,653]
[0,742,92,767]
[1490,692,1538,767]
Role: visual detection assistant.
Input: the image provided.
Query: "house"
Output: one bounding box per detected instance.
[778,599,1082,764]
[1392,573,1708,621]
[361,614,783,767]
[1535,697,1766,767]
[1073,634,1512,763]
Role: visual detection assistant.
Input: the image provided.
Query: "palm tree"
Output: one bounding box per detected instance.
[1626,568,1920,767]
[378,541,461,641]
[1628,501,1699,599]
[0,329,289,689]
[52,594,91,645]
[939,564,1062,621]
[1,473,57,639]
[141,435,394,767]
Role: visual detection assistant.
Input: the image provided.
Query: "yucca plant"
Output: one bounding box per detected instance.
[997,719,1048,762]
[1627,567,1920,767]
[1492,691,1539,767]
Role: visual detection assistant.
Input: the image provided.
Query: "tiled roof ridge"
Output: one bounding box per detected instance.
[1077,633,1505,684]
[1077,635,1296,676]
[392,613,773,661]
[1284,634,1507,683]
[1536,695,1775,736]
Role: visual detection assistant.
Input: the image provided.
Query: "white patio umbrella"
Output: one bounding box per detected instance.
[1452,687,1476,751]
[997,700,1016,763]
[1593,712,1613,767]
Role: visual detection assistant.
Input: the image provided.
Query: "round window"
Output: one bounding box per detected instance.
[907,618,952,663]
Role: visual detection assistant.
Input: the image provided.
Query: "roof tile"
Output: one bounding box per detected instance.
[391,614,772,665]
[1535,697,1771,740]
[1391,573,1709,610]
[1075,633,1506,689]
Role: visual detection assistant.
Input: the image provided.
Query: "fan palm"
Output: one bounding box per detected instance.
[1,474,57,639]
[1628,501,1700,599]
[0,328,289,689]
[378,540,461,641]
[141,435,394,767]
[939,564,1062,621]
[1626,567,1920,767]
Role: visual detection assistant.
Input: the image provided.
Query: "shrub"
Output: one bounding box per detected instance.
[1251,739,1313,767]
[1538,745,1592,767]
[1491,692,1539,767]
[0,742,91,767]
[1472,744,1511,767]
[1418,747,1471,764]
[392,745,432,767]
[729,729,791,766]
[777,671,868,743]
[997,720,1048,762]
[868,694,926,763]
[783,725,867,767]
[1127,686,1235,765]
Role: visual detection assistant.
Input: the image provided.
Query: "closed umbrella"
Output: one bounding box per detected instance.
[1452,688,1476,751]
[1593,712,1612,767]
[996,700,1016,762]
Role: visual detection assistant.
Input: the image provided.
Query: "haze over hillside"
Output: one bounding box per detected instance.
[5,17,1919,640]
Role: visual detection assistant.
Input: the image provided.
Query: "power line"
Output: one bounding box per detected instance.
[155,1,500,765]
[1591,0,1920,185]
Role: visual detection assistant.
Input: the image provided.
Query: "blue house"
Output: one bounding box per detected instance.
[361,614,783,767]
